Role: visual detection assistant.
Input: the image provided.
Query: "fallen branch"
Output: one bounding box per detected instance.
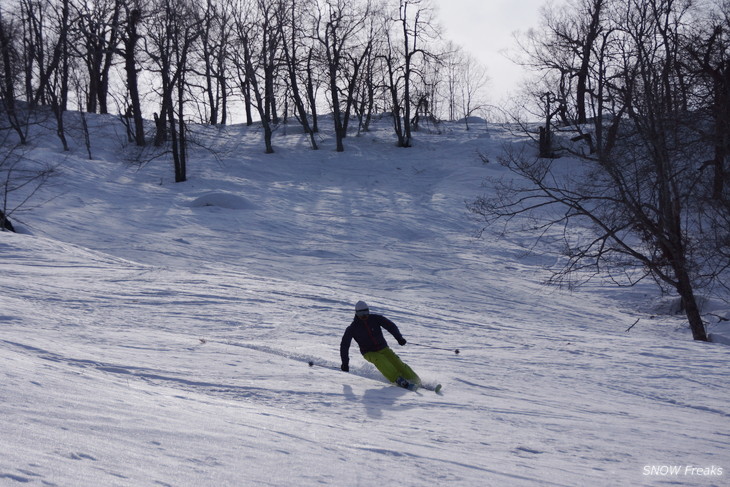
[625,318,640,332]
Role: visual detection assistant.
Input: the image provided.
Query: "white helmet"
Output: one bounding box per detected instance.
[355,300,369,316]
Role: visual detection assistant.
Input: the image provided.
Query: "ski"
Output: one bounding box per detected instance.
[421,383,442,393]
[404,383,442,393]
[396,377,442,393]
[309,361,442,393]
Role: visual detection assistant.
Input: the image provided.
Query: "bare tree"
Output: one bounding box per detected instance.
[470,122,712,342]
[14,0,73,149]
[231,0,282,153]
[380,0,438,147]
[71,0,121,114]
[685,3,730,200]
[396,0,434,144]
[473,0,728,342]
[195,0,233,125]
[516,0,608,125]
[303,35,322,134]
[45,0,71,151]
[1,137,54,232]
[440,42,463,122]
[278,0,318,149]
[352,13,382,134]
[146,0,202,181]
[315,0,372,152]
[381,19,406,145]
[20,0,69,113]
[0,7,28,144]
[457,52,489,130]
[119,4,145,146]
[683,1,730,296]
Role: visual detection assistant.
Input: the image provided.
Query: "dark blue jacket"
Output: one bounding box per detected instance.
[340,313,405,367]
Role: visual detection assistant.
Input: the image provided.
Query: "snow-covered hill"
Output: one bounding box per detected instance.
[1,115,728,486]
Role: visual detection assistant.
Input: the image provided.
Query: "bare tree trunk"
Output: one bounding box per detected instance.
[232,0,279,153]
[242,31,274,153]
[241,74,254,126]
[176,70,187,182]
[0,11,27,144]
[675,264,709,341]
[98,2,120,114]
[148,0,200,180]
[321,6,345,152]
[576,0,604,124]
[279,0,317,149]
[399,0,413,147]
[75,0,121,114]
[305,49,318,133]
[47,0,70,151]
[123,7,145,146]
[200,0,220,125]
[317,0,372,152]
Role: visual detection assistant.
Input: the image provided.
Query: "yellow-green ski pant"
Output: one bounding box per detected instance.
[363,347,421,385]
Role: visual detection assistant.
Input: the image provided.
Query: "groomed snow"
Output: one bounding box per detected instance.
[1,114,728,486]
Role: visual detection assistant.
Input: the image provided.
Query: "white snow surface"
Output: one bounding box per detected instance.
[1,114,729,486]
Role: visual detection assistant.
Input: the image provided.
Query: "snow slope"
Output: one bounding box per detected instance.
[1,114,728,486]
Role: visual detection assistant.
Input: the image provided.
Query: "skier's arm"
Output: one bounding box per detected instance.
[381,317,407,345]
[340,328,353,371]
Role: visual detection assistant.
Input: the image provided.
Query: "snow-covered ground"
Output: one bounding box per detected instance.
[1,114,728,486]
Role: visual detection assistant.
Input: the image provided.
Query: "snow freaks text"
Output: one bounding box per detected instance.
[643,465,723,477]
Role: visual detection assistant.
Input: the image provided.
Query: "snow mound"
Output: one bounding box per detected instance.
[458,116,487,124]
[187,191,258,210]
[710,332,730,346]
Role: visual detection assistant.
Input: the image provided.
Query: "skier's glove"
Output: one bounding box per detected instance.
[397,338,407,346]
[341,364,349,372]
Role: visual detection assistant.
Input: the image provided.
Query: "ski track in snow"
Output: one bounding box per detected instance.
[1,116,729,486]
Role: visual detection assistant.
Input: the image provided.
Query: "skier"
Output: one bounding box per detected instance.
[340,301,421,390]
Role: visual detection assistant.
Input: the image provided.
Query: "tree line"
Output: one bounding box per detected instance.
[0,0,489,182]
[471,0,730,341]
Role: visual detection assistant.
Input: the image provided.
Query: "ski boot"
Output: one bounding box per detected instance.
[396,376,419,391]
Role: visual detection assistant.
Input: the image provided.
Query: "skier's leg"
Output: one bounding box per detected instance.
[381,348,421,385]
[363,349,400,383]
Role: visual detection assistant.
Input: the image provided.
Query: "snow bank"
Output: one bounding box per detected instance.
[187,191,258,210]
